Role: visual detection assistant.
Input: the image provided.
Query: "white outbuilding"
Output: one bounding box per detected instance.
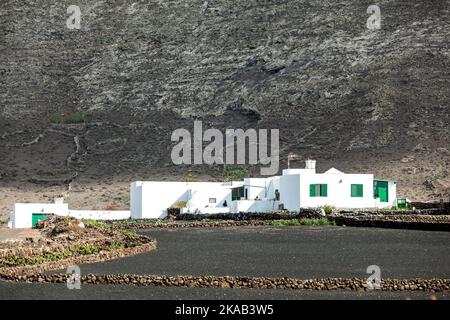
[9,200,130,229]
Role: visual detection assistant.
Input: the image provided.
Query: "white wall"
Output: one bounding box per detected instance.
[130,182,142,219]
[12,203,69,228]
[183,207,231,214]
[134,181,241,219]
[11,203,131,229]
[187,183,233,212]
[243,178,268,200]
[67,210,131,220]
[231,199,279,213]
[298,173,376,208]
[139,182,189,219]
[265,176,280,200]
[388,181,397,208]
[282,168,315,175]
[279,174,300,211]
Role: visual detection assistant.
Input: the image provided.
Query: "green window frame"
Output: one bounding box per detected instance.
[310,184,328,197]
[351,184,364,197]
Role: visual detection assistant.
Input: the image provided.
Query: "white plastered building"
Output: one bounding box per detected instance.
[130,160,397,219]
[9,160,398,227]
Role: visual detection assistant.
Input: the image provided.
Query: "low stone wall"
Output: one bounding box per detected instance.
[338,208,449,216]
[330,216,450,232]
[108,210,450,231]
[1,273,448,292]
[410,202,450,210]
[334,215,450,223]
[114,220,274,229]
[174,208,324,221]
[108,209,327,229]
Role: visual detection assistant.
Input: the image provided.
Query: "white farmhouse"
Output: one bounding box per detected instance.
[9,160,398,228]
[131,160,397,219]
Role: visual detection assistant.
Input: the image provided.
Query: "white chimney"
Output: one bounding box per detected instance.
[305,159,316,171]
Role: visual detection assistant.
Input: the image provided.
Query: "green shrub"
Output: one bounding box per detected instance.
[77,245,99,255]
[319,205,335,215]
[42,250,72,261]
[31,257,46,264]
[271,218,334,227]
[83,219,111,232]
[118,229,137,238]
[224,165,248,181]
[109,243,125,251]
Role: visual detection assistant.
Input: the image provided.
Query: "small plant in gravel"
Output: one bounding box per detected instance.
[319,205,335,215]
[118,229,137,238]
[83,219,111,231]
[109,243,125,251]
[31,257,46,265]
[0,216,156,270]
[42,250,73,261]
[271,219,301,226]
[77,244,99,255]
[107,218,168,227]
[271,218,334,227]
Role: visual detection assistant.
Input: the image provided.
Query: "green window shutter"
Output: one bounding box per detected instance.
[310,184,316,197]
[357,184,363,197]
[351,184,363,197]
[320,184,328,197]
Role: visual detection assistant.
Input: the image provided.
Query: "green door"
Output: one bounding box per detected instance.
[32,213,49,228]
[377,182,389,203]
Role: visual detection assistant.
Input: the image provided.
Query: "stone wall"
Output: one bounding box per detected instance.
[1,273,448,292]
[338,208,449,216]
[174,208,324,221]
[329,216,450,232]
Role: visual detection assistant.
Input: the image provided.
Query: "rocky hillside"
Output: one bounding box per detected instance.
[0,0,449,220]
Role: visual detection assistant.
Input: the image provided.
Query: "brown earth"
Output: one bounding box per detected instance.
[0,215,156,274]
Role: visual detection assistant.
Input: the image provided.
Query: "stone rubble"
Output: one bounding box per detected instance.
[0,216,157,275]
[0,273,448,292]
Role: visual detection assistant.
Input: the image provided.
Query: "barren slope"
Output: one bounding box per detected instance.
[0,0,449,221]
